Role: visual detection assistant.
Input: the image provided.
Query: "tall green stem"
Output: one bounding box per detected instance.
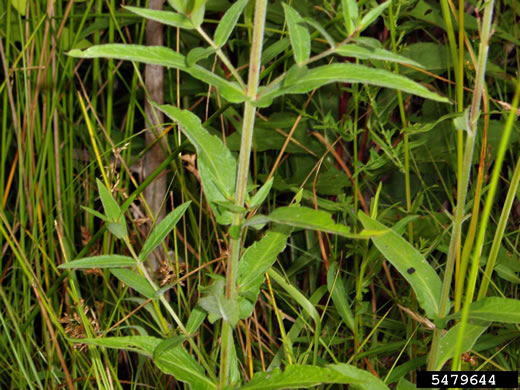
[427,0,495,371]
[220,0,268,386]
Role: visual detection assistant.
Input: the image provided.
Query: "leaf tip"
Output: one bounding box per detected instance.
[67,49,84,57]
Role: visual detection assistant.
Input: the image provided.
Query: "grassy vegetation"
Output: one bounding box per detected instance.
[1,0,519,388]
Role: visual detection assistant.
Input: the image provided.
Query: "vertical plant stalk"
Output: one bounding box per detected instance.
[453,77,520,369]
[220,0,268,386]
[428,0,495,370]
[388,3,412,241]
[440,0,465,293]
[144,0,167,272]
[478,150,520,299]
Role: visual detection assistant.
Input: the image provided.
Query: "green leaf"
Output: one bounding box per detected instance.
[186,306,207,334]
[153,336,186,362]
[453,107,471,133]
[167,0,187,14]
[190,0,207,13]
[213,200,246,214]
[247,177,274,209]
[139,202,191,261]
[283,64,309,87]
[282,3,311,66]
[9,0,27,16]
[449,297,520,323]
[238,296,255,319]
[267,286,327,370]
[79,335,159,355]
[400,42,451,72]
[198,279,239,326]
[239,363,388,390]
[267,269,320,362]
[327,262,355,331]
[68,45,246,103]
[69,44,185,69]
[303,18,335,48]
[111,268,156,298]
[124,6,193,29]
[335,42,422,67]
[214,0,249,47]
[158,105,237,221]
[185,66,245,103]
[261,38,290,65]
[257,63,449,106]
[358,212,445,319]
[341,0,358,35]
[199,160,234,225]
[154,343,217,390]
[434,323,488,370]
[396,378,416,390]
[80,336,216,389]
[358,0,390,32]
[59,255,136,269]
[106,221,128,240]
[158,106,236,196]
[254,206,367,239]
[238,229,289,298]
[80,206,109,222]
[186,47,216,67]
[187,0,206,28]
[96,179,122,221]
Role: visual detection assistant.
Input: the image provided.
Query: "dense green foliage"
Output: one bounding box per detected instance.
[1,0,519,388]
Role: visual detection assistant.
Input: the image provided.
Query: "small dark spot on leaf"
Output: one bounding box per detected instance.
[424,8,433,16]
[407,267,415,274]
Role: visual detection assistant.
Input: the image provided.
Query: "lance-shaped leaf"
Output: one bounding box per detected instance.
[283,63,447,102]
[59,255,136,269]
[341,0,359,35]
[69,44,185,68]
[186,46,216,67]
[93,179,128,239]
[139,201,191,261]
[434,323,488,370]
[153,336,186,364]
[247,206,376,239]
[247,177,274,209]
[256,62,449,107]
[167,0,187,14]
[303,18,335,48]
[327,262,355,331]
[237,363,389,390]
[358,212,444,319]
[68,45,246,103]
[448,297,520,323]
[124,6,193,29]
[359,0,390,32]
[158,105,236,225]
[158,105,236,198]
[186,306,207,335]
[335,42,422,66]
[187,0,206,28]
[262,38,290,65]
[199,159,234,225]
[214,0,249,48]
[111,268,156,299]
[238,229,289,302]
[79,336,216,389]
[282,3,311,66]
